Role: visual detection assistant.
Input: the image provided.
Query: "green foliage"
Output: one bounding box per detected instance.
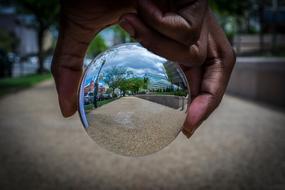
[120,78,146,94]
[209,0,254,41]
[143,77,149,89]
[97,98,117,107]
[87,35,108,57]
[103,66,131,90]
[0,29,19,52]
[165,67,174,83]
[106,88,113,94]
[112,25,132,44]
[0,73,51,97]
[16,0,59,29]
[84,98,118,113]
[152,90,187,97]
[209,0,252,16]
[174,90,187,97]
[103,66,148,95]
[15,0,59,73]
[83,104,94,114]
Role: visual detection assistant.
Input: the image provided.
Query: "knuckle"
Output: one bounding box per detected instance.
[187,26,201,44]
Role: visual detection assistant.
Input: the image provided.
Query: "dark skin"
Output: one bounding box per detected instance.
[52,0,235,138]
[119,0,235,137]
[52,0,136,117]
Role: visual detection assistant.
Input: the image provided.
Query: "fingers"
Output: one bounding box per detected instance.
[182,32,235,138]
[137,0,207,46]
[182,94,217,138]
[177,0,208,37]
[187,12,208,65]
[182,62,225,137]
[180,66,202,137]
[119,14,190,62]
[181,66,202,100]
[119,14,206,64]
[137,0,191,45]
[53,1,137,117]
[51,14,96,117]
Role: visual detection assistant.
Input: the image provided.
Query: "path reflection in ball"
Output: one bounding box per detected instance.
[79,43,190,157]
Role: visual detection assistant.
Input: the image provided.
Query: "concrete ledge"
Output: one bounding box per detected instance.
[227,57,285,107]
[135,95,187,109]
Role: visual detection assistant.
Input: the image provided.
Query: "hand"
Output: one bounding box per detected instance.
[51,0,136,117]
[181,12,235,137]
[119,2,235,137]
[120,0,209,65]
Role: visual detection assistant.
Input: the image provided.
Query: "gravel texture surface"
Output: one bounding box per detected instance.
[0,80,285,190]
[87,96,186,156]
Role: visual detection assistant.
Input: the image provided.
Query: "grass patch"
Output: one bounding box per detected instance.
[97,99,117,107]
[0,73,52,97]
[152,91,187,96]
[84,98,119,113]
[84,104,94,114]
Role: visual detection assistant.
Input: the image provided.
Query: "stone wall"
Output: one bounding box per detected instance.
[136,95,187,110]
[227,57,285,107]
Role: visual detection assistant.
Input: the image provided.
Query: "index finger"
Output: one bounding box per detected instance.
[182,29,236,137]
[138,0,208,45]
[51,14,96,117]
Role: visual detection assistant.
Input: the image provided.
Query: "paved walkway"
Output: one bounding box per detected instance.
[87,96,185,156]
[0,80,284,190]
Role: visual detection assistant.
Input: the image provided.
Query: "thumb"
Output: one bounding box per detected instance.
[51,13,97,117]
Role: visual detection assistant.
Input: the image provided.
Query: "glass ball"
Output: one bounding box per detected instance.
[78,43,190,157]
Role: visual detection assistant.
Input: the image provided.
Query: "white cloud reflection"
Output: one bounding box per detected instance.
[83,44,170,87]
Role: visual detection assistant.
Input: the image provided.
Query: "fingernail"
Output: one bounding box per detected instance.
[182,128,195,139]
[119,18,135,37]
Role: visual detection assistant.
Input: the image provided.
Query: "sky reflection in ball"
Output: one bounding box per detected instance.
[79,43,190,156]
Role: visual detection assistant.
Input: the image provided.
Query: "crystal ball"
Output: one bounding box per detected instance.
[78,43,190,156]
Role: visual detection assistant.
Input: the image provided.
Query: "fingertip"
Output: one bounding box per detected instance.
[58,94,77,118]
[182,129,191,139]
[182,100,204,137]
[182,113,196,138]
[62,111,75,118]
[120,13,150,44]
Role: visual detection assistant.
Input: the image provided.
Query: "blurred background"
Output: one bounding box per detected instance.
[0,0,284,190]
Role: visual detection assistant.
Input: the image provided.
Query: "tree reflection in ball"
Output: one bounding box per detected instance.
[79,43,190,157]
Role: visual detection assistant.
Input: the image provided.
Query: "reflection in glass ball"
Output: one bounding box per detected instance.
[79,43,190,157]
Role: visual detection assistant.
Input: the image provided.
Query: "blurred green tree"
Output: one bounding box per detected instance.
[209,0,251,17]
[143,76,149,89]
[0,29,18,52]
[112,25,133,44]
[87,35,108,57]
[120,78,145,95]
[16,0,59,73]
[104,66,130,94]
[165,66,174,89]
[209,0,254,42]
[0,29,19,78]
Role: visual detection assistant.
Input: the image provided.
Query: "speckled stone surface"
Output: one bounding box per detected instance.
[87,96,185,156]
[0,80,284,190]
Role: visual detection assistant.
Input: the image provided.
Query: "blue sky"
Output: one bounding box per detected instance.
[82,44,172,88]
